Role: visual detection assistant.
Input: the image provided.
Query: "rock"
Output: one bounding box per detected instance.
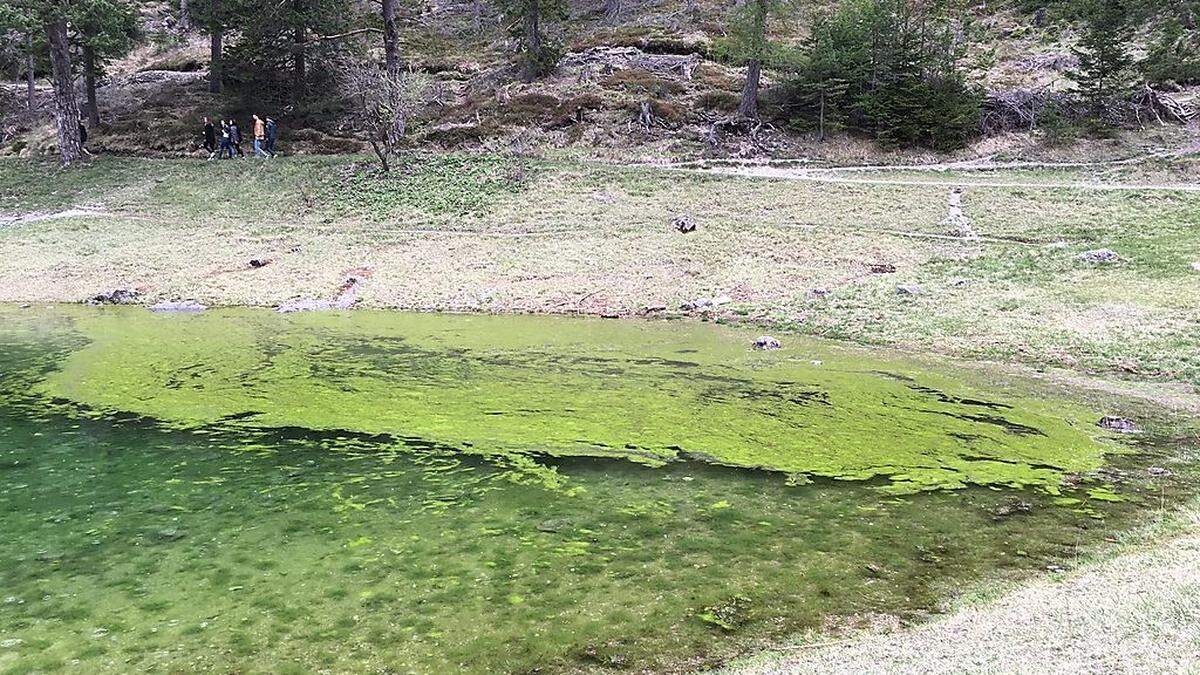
[895,284,923,296]
[1078,248,1123,264]
[867,262,896,274]
[88,289,140,305]
[711,295,732,307]
[641,304,668,314]
[148,300,207,313]
[1191,261,1200,272]
[249,258,271,268]
[536,518,571,533]
[0,639,22,649]
[1097,416,1139,433]
[152,527,187,542]
[941,187,977,238]
[753,336,782,350]
[681,297,712,311]
[672,214,697,233]
[1148,466,1173,478]
[992,497,1032,519]
[809,287,830,298]
[950,278,971,287]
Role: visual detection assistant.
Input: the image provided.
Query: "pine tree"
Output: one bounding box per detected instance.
[498,0,568,81]
[1069,0,1133,111]
[73,0,138,127]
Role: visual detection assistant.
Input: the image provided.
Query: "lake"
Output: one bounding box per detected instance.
[0,306,1191,673]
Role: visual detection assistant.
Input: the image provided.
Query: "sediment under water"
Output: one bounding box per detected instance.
[0,306,1192,673]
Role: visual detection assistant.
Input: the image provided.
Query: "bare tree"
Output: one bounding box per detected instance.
[335,60,431,172]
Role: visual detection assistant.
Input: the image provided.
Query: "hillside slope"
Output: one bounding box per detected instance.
[1,0,1197,161]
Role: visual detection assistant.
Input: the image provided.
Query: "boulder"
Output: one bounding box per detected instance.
[895,284,923,296]
[1191,261,1200,272]
[867,262,896,274]
[1097,416,1139,433]
[1078,249,1123,264]
[672,214,697,233]
[88,289,140,305]
[753,335,782,350]
[148,300,207,313]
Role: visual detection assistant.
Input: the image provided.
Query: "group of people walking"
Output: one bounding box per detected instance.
[202,115,279,160]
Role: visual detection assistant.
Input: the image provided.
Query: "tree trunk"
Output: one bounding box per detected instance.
[83,44,100,127]
[25,34,35,110]
[180,0,191,32]
[737,0,767,120]
[292,0,306,100]
[522,0,543,82]
[209,0,223,93]
[44,17,83,165]
[738,58,761,119]
[382,0,401,74]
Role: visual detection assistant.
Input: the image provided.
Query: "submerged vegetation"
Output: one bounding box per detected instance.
[0,306,1195,673]
[41,306,1125,494]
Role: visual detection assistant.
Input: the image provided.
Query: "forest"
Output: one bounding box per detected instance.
[1,0,1197,165]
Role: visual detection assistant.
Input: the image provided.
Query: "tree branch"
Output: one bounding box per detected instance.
[302,27,382,46]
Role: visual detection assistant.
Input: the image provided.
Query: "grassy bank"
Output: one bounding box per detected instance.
[2,153,1199,392]
[719,496,1200,674]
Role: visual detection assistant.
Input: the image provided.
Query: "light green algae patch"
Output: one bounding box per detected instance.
[38,307,1114,494]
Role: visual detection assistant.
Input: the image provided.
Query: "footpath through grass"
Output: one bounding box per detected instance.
[2,153,1199,389]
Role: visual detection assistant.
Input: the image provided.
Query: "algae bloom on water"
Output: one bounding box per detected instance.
[0,306,1180,674]
[39,307,1111,494]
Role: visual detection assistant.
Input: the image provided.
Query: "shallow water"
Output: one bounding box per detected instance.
[0,306,1192,673]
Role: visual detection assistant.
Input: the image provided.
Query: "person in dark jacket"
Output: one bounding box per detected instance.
[264,117,278,158]
[78,116,91,156]
[218,120,233,159]
[229,119,245,158]
[202,116,217,159]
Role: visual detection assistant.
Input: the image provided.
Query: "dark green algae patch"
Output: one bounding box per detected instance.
[0,305,1194,674]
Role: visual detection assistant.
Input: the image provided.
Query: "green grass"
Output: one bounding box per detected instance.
[2,154,1198,389]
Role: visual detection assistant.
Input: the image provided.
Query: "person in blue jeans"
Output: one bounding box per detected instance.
[264,117,278,157]
[218,120,233,159]
[251,115,269,158]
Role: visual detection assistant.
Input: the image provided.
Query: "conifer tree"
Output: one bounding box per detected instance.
[1069,0,1133,111]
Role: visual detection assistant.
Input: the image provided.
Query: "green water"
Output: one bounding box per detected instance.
[0,306,1192,673]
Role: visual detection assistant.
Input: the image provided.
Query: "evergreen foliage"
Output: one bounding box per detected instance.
[497,0,568,80]
[1140,1,1200,85]
[785,0,982,151]
[1067,0,1134,109]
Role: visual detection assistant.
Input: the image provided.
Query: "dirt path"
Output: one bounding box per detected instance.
[630,149,1200,192]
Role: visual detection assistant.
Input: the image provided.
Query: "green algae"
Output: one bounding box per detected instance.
[0,305,1194,674]
[35,307,1117,495]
